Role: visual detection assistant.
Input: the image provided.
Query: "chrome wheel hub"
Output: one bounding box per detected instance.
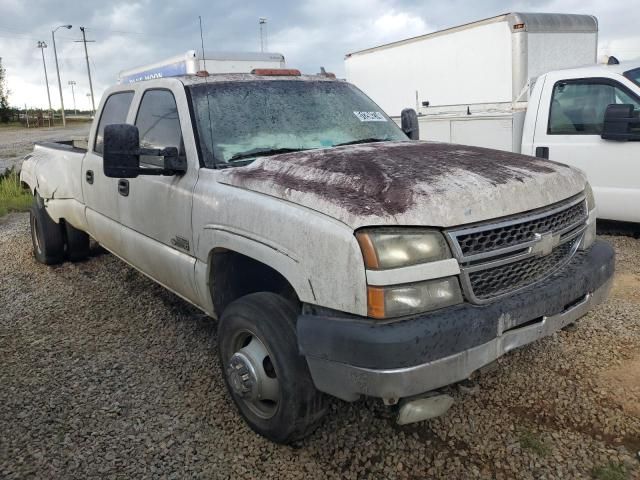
[228,352,257,398]
[226,332,280,419]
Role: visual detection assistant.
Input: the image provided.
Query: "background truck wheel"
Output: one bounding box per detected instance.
[217,292,326,444]
[64,222,90,262]
[30,194,65,265]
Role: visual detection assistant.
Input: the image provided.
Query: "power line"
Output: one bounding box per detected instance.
[84,28,169,38]
[0,26,76,41]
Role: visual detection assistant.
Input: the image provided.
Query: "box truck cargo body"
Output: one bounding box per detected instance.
[345,13,598,152]
[346,13,597,113]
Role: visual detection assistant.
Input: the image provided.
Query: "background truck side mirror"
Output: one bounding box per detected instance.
[601,104,640,141]
[104,124,141,178]
[401,108,420,140]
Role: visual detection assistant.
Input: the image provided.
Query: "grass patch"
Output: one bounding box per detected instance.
[592,462,628,480]
[0,121,24,129]
[0,169,32,217]
[518,429,551,456]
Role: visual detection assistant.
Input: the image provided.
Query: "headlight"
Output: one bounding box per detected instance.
[585,182,596,211]
[356,228,451,269]
[367,277,463,319]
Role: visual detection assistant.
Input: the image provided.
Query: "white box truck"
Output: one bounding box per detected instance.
[345,13,640,224]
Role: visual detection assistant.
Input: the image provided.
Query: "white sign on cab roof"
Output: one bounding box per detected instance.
[118,50,286,83]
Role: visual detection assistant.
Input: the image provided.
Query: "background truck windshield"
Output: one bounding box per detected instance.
[625,67,640,88]
[189,80,408,167]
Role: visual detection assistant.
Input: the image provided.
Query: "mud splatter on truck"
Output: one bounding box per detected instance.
[225,141,569,217]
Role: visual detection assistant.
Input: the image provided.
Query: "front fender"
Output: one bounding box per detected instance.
[200,225,312,304]
[192,171,368,316]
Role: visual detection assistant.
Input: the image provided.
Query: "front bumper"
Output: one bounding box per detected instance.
[298,240,615,401]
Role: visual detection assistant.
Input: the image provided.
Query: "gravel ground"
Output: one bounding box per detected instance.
[0,213,639,479]
[0,124,90,174]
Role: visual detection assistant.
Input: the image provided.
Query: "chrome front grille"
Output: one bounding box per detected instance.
[468,238,578,299]
[456,201,586,258]
[447,194,588,303]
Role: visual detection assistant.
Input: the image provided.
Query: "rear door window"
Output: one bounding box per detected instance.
[94,91,134,154]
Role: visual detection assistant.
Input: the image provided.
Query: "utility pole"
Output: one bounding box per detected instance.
[76,27,96,116]
[68,80,77,115]
[52,24,72,127]
[259,17,267,52]
[36,41,53,127]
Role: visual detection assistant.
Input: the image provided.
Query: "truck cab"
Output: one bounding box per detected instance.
[523,61,640,223]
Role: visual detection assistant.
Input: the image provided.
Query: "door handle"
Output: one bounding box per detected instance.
[118,179,130,197]
[535,146,549,159]
[85,170,94,184]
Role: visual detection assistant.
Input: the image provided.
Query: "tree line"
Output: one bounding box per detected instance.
[0,57,9,123]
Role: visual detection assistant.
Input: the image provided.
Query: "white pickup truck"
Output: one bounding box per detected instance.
[20,64,615,443]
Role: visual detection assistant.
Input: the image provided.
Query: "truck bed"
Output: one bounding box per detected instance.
[20,141,86,202]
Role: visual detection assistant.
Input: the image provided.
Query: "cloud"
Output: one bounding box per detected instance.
[0,0,638,109]
[270,1,430,74]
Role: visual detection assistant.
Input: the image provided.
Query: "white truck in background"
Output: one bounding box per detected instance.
[345,12,640,224]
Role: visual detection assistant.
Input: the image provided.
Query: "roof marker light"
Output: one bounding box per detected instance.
[251,68,301,76]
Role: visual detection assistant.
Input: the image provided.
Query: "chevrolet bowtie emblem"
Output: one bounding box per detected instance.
[531,232,560,257]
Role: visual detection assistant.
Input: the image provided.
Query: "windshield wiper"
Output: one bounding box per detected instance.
[228,147,309,162]
[332,137,390,147]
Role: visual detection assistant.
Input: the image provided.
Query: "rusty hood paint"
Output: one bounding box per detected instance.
[218,141,587,229]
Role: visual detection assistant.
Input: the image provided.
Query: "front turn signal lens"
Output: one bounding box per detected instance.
[367,277,463,319]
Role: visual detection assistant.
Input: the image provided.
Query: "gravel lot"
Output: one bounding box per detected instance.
[1,212,639,479]
[0,124,90,174]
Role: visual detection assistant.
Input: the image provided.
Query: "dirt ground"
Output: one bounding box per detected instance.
[0,214,639,479]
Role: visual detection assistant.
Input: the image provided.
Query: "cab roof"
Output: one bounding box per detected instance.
[543,59,640,78]
[177,72,342,86]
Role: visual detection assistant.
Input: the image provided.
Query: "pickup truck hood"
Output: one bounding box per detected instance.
[218,141,586,229]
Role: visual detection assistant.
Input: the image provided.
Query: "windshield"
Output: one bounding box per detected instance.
[188,80,408,167]
[624,67,640,88]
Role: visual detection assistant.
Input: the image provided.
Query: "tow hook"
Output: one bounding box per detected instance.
[397,393,454,425]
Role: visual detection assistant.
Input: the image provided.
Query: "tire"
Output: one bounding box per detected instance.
[30,194,65,265]
[64,221,90,261]
[217,292,326,444]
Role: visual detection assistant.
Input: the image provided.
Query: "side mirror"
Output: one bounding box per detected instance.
[401,108,420,140]
[104,124,141,178]
[103,124,187,178]
[601,104,640,141]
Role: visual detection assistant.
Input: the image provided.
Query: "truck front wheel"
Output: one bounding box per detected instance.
[217,292,326,444]
[30,194,65,265]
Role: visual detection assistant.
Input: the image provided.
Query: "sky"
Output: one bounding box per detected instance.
[0,0,638,110]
